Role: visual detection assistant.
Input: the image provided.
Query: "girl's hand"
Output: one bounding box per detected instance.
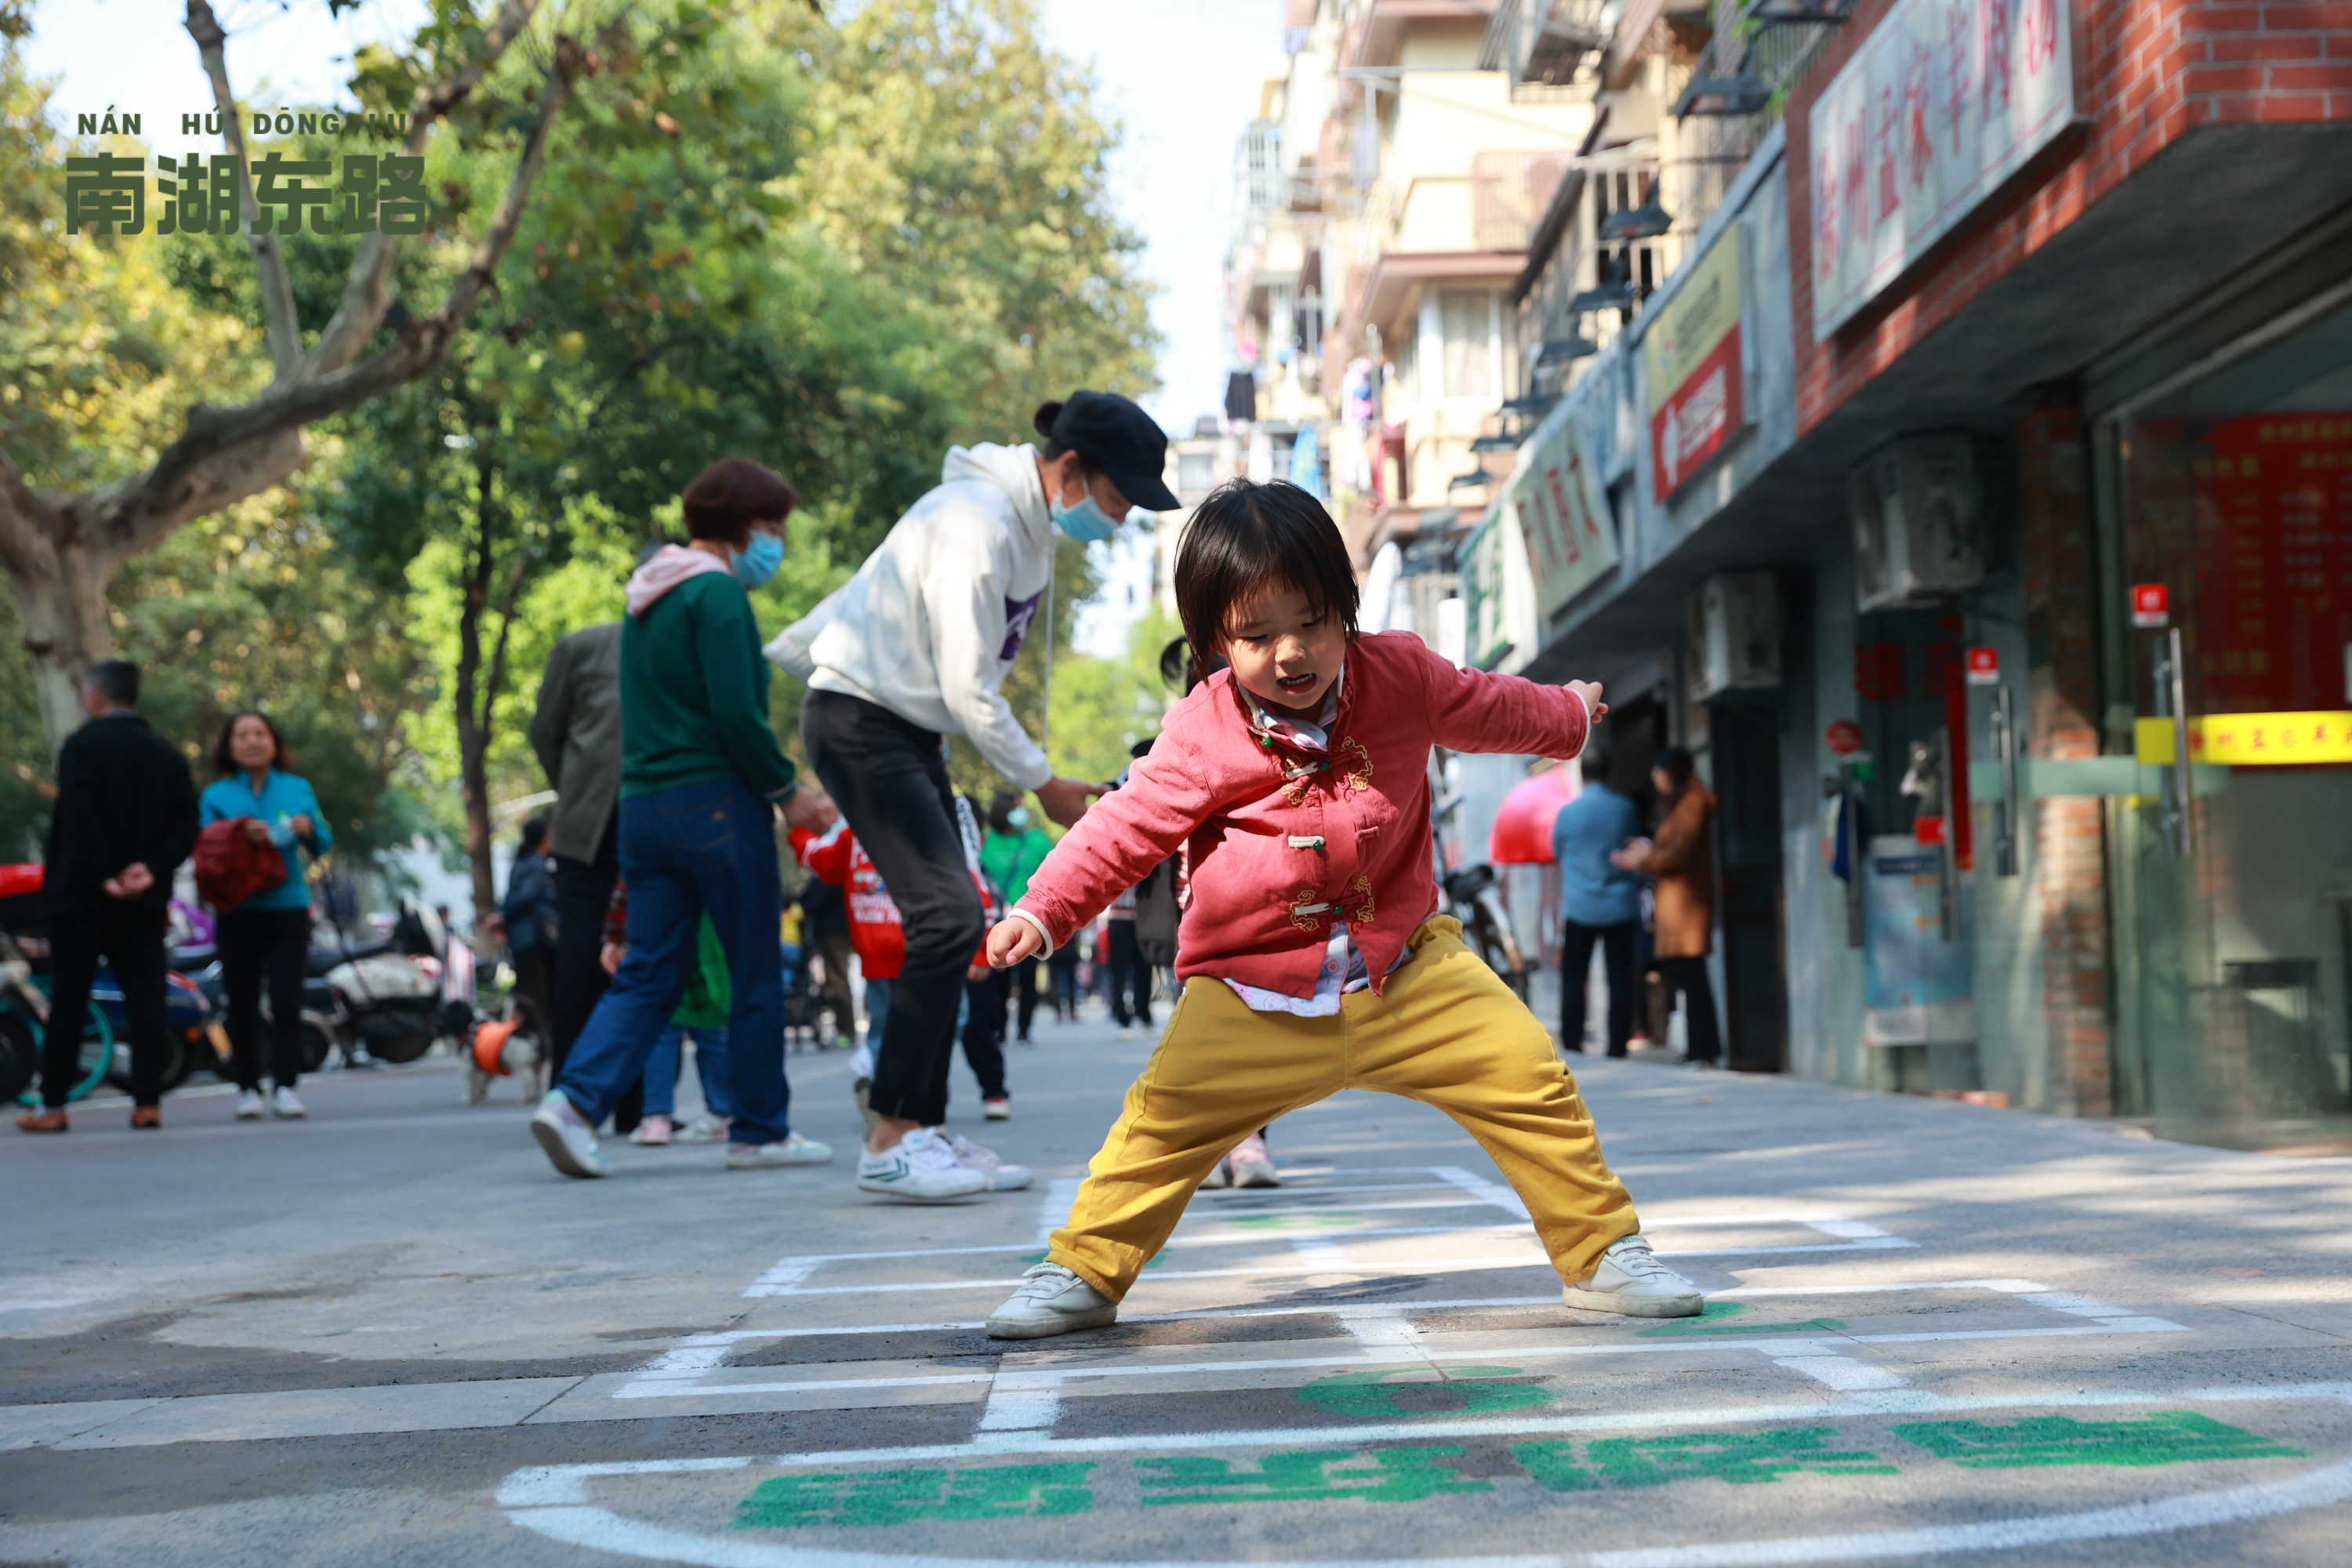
[243,818,273,844]
[290,813,315,840]
[986,916,1045,968]
[600,941,626,975]
[1566,680,1608,721]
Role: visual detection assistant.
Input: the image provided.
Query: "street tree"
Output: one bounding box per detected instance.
[0,0,575,754]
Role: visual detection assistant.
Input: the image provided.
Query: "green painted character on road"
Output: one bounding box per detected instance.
[735,1462,1094,1529]
[1891,1411,2303,1469]
[1140,1445,1490,1505]
[1515,1428,1897,1490]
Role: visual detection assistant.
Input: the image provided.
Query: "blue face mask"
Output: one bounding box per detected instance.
[732,531,783,586]
[1006,806,1032,829]
[1052,492,1120,544]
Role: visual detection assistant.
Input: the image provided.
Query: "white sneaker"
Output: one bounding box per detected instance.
[1117,1025,1136,1040]
[944,1132,1030,1191]
[1199,1156,1233,1189]
[530,1089,608,1179]
[270,1086,306,1120]
[726,1133,833,1168]
[856,1127,987,1202]
[630,1114,673,1146]
[983,1097,1011,1120]
[848,1042,874,1080]
[234,1089,265,1120]
[674,1114,730,1145]
[1560,1236,1704,1318]
[985,1261,1117,1340]
[1229,1132,1279,1188]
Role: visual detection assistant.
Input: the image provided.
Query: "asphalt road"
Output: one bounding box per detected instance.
[5,1004,2351,1567]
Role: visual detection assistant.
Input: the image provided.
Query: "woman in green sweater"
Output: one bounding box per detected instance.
[980,789,1054,1043]
[531,459,837,1179]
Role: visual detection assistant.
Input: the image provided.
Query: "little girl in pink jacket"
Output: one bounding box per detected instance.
[982,478,1702,1339]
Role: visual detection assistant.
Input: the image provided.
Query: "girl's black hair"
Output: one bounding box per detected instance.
[1032,401,1103,478]
[1172,479,1359,661]
[987,788,1024,834]
[1653,745,1696,787]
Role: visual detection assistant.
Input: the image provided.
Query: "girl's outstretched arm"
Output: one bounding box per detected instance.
[1009,729,1218,953]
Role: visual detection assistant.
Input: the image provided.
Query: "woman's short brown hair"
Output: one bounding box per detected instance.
[682,459,800,547]
[214,710,291,776]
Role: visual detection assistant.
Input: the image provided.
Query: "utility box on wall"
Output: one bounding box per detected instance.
[1686,571,1784,702]
[1849,434,1984,611]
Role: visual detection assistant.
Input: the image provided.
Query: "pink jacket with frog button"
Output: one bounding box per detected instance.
[1014,632,1590,1000]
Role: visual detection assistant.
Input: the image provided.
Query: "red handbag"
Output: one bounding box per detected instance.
[193,818,288,912]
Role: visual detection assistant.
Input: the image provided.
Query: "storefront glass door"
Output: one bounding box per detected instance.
[2111,300,2352,1148]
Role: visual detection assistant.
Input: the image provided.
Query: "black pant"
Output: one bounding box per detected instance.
[1106,918,1152,1028]
[220,906,310,1091]
[549,841,617,1080]
[1656,956,1722,1063]
[1047,948,1079,1018]
[1010,956,1040,1040]
[42,904,170,1109]
[803,691,985,1128]
[961,974,1007,1101]
[1560,919,1636,1057]
[511,942,554,1037]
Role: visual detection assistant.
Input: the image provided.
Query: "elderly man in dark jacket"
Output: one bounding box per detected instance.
[18,660,199,1132]
[528,619,622,1079]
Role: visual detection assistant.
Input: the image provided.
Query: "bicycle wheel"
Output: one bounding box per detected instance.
[0,1011,33,1104]
[13,1005,110,1106]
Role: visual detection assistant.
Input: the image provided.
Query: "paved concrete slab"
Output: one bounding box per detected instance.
[4,1016,2350,1566]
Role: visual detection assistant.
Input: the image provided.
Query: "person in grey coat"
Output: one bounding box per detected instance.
[529,619,622,1078]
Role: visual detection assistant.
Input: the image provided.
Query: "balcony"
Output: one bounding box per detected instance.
[1479,0,1614,100]
[1471,150,1574,252]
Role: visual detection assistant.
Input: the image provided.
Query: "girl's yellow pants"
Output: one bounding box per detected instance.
[1047,917,1641,1301]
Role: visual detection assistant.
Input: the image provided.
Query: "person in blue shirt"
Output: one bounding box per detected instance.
[199,711,332,1120]
[1551,748,1640,1057]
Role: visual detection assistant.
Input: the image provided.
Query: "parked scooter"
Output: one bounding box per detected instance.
[1429,777,1531,1002]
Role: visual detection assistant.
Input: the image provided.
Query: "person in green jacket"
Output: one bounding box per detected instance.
[981,789,1054,1044]
[531,458,838,1180]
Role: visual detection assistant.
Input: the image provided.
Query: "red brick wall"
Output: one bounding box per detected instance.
[2018,407,2114,1116]
[1787,0,2352,436]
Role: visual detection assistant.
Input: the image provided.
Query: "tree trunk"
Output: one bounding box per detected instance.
[453,454,500,938]
[5,524,119,757]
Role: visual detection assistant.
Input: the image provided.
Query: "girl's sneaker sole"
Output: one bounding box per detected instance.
[1559,1284,1703,1318]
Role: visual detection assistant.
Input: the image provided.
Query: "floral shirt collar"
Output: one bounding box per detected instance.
[1242,668,1345,755]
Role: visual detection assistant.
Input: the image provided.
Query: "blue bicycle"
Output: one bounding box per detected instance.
[0,930,114,1107]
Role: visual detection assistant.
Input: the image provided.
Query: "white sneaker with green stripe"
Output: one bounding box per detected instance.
[855,1126,987,1201]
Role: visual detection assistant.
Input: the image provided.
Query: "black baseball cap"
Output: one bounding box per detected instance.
[1045,390,1180,513]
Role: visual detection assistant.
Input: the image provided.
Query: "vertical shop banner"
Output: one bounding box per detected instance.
[1808,0,2076,338]
[1508,410,1619,621]
[1643,228,1750,498]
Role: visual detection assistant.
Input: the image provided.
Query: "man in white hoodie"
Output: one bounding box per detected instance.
[770,391,1177,1201]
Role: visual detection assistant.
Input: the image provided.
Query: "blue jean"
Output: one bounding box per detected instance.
[557,778,789,1145]
[864,976,895,1045]
[642,1025,731,1120]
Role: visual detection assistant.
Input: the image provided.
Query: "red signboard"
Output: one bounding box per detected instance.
[1826,719,1864,754]
[1965,647,1999,685]
[2130,583,2169,628]
[1651,324,1744,498]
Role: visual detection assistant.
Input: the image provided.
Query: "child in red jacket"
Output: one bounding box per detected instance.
[981,479,1700,1338]
[791,819,1024,1191]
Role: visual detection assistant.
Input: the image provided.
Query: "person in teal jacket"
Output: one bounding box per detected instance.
[981,789,1053,1043]
[200,711,332,1120]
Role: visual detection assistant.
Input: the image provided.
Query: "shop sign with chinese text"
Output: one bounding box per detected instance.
[1807,0,2077,338]
[2135,711,2352,767]
[1642,227,1749,498]
[1506,409,1618,621]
